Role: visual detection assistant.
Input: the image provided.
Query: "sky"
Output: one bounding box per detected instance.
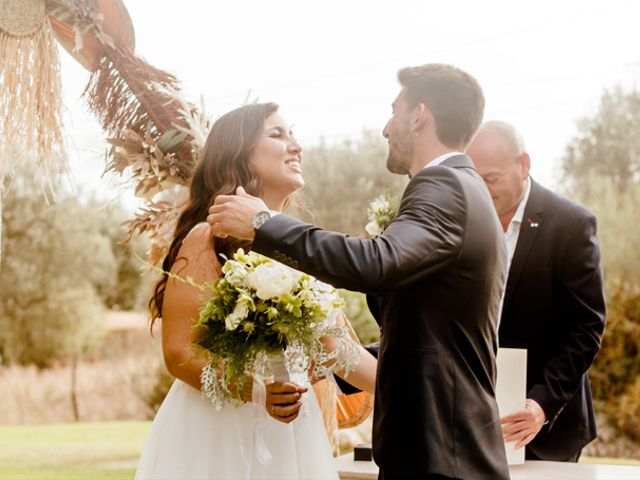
[59,0,640,209]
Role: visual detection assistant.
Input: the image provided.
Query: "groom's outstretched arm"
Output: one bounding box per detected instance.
[253,168,466,293]
[209,168,466,293]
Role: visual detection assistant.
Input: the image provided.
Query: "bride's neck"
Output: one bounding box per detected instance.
[262,191,287,212]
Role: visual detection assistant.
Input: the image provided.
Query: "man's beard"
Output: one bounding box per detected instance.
[386,136,413,175]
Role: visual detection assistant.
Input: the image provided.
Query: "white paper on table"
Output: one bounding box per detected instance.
[495,347,527,465]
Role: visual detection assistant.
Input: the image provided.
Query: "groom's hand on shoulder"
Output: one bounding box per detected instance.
[265,382,308,424]
[208,187,268,241]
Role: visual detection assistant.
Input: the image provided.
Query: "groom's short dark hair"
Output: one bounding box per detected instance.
[398,64,484,150]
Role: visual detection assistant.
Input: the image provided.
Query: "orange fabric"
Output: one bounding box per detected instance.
[337,390,374,429]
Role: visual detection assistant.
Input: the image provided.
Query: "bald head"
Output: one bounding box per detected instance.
[466,121,531,230]
[475,121,526,157]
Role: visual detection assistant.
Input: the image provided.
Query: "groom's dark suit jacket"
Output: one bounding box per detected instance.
[500,179,605,461]
[253,155,510,479]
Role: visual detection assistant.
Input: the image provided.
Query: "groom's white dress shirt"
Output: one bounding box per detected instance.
[422,151,464,171]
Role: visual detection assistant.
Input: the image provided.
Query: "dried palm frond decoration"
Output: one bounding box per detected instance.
[47,0,204,263]
[0,0,66,262]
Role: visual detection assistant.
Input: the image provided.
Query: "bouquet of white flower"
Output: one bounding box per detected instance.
[365,191,400,237]
[194,249,361,409]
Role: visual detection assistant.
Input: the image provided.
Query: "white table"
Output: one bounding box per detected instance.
[336,454,640,479]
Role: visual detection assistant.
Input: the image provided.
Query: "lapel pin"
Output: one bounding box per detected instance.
[527,218,539,228]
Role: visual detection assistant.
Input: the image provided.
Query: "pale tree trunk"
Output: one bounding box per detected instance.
[0,190,3,268]
[70,354,80,422]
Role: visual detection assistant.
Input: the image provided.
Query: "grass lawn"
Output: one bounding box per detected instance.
[582,455,640,466]
[0,421,150,480]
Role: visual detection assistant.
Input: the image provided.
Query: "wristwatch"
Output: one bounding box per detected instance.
[252,210,274,231]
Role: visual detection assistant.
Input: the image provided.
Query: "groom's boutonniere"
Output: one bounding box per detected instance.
[365,191,400,237]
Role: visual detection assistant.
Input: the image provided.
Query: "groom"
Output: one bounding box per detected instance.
[209,64,510,480]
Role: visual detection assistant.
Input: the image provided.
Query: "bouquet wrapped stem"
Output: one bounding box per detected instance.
[266,352,290,383]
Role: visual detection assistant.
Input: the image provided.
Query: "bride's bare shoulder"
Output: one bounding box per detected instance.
[184,222,211,241]
[172,222,220,279]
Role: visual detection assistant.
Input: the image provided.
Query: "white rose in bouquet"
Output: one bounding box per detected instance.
[246,262,301,300]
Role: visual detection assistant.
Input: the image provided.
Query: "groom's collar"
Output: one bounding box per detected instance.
[410,153,475,179]
[421,151,465,171]
[440,153,475,169]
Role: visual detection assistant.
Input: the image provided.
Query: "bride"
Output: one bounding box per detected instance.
[135,102,377,480]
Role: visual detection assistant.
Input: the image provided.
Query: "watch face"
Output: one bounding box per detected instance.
[253,211,272,230]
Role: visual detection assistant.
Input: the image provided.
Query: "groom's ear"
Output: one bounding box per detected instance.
[411,102,431,134]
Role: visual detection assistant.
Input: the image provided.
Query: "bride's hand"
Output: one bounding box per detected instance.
[265,382,308,424]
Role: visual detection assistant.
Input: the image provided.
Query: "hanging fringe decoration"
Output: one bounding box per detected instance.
[0,0,66,191]
[0,0,66,264]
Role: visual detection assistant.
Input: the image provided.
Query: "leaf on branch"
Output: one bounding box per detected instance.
[122,200,185,265]
[157,129,187,154]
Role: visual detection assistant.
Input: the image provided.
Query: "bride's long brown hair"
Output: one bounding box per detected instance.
[149,102,280,325]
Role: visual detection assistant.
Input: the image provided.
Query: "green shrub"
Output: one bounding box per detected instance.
[301,130,407,236]
[616,375,640,443]
[340,290,380,345]
[0,284,105,367]
[569,177,640,443]
[0,167,114,366]
[590,285,640,400]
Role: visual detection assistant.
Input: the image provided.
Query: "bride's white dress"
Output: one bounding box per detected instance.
[135,377,338,480]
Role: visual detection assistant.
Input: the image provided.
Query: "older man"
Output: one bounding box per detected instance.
[466,121,606,462]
